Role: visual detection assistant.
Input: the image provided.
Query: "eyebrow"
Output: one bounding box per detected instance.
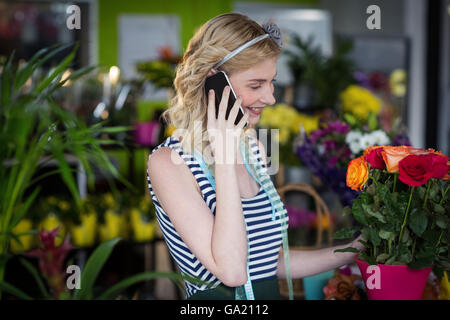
[247,72,278,83]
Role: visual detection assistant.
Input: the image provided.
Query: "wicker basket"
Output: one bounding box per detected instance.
[277,182,334,299]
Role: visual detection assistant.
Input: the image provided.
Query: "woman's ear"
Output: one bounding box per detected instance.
[207,68,217,77]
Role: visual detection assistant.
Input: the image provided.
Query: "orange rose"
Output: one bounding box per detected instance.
[381,146,412,173]
[346,156,369,191]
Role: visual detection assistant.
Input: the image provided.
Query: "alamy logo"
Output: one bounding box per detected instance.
[66,265,81,289]
[66,5,81,30]
[366,5,381,30]
[366,265,381,289]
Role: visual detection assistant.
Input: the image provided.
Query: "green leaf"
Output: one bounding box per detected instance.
[362,204,386,223]
[333,227,359,240]
[96,272,218,300]
[0,280,33,300]
[19,258,51,299]
[379,230,393,240]
[436,217,447,229]
[334,247,360,253]
[368,228,381,247]
[376,253,390,263]
[408,208,428,237]
[73,238,120,300]
[9,187,40,230]
[14,44,72,93]
[352,199,368,225]
[33,43,78,95]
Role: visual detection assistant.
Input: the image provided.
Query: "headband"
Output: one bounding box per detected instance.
[213,21,282,69]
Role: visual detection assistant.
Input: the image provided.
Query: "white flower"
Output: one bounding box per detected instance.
[368,130,390,146]
[349,141,362,154]
[359,134,373,151]
[345,130,362,145]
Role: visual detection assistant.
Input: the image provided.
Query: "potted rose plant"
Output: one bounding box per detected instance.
[334,145,449,300]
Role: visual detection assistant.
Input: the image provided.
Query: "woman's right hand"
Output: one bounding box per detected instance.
[207,86,249,164]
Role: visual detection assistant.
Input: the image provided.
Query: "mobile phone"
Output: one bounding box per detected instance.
[204,71,248,127]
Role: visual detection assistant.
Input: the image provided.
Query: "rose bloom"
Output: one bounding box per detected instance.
[364,146,386,169]
[381,146,411,173]
[346,156,369,191]
[398,154,435,186]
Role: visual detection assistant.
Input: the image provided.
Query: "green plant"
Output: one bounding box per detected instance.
[333,146,450,278]
[0,233,212,300]
[284,34,356,109]
[0,44,133,296]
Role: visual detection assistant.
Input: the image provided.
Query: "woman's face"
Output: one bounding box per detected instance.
[228,57,277,126]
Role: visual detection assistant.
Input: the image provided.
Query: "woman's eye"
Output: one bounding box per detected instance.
[250,86,261,90]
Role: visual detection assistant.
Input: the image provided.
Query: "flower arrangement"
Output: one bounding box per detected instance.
[334,145,449,277]
[323,266,366,300]
[296,91,410,207]
[258,103,319,166]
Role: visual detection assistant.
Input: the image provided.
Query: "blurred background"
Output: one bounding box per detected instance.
[0,0,448,300]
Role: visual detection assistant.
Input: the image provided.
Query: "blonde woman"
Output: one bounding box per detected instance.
[147,13,363,300]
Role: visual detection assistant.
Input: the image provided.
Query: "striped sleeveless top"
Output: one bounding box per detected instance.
[146,135,288,298]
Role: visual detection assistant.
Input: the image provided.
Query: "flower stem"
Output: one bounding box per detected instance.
[399,187,414,247]
[440,185,449,205]
[393,173,398,193]
[423,179,432,207]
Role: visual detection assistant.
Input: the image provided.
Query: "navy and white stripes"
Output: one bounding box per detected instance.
[146,135,288,298]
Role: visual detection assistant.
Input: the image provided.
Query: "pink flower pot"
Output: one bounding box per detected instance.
[134,121,161,146]
[355,256,432,300]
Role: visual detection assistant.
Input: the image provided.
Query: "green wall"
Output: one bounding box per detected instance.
[97,0,317,67]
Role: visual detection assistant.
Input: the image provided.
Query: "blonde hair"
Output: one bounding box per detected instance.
[161,13,281,174]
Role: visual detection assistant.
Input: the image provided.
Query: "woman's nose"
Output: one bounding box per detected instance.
[260,85,276,105]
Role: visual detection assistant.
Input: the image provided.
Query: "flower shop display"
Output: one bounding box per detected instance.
[0,229,197,300]
[297,90,410,208]
[334,145,449,300]
[323,266,366,300]
[0,45,132,296]
[258,103,320,167]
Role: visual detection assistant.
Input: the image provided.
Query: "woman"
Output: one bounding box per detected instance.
[147,13,363,300]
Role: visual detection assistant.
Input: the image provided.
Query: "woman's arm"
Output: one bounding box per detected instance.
[276,236,365,279]
[148,147,248,287]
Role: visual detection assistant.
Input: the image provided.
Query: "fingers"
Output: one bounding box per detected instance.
[236,112,249,129]
[217,86,230,121]
[227,96,242,124]
[207,89,215,125]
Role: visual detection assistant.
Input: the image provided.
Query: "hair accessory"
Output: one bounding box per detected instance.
[213,21,282,69]
[262,21,283,48]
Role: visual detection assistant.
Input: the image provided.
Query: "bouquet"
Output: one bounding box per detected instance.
[334,145,449,276]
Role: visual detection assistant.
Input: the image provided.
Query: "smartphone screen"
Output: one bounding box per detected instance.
[204,71,247,127]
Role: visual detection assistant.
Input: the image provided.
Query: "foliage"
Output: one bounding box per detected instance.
[334,146,450,278]
[0,44,131,296]
[0,231,211,300]
[284,34,356,109]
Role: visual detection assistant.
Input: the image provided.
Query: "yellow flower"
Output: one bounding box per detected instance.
[98,209,122,242]
[293,113,320,135]
[70,212,97,247]
[340,85,381,121]
[104,193,115,208]
[130,208,156,242]
[58,201,70,212]
[10,219,34,253]
[39,214,66,246]
[389,69,407,97]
